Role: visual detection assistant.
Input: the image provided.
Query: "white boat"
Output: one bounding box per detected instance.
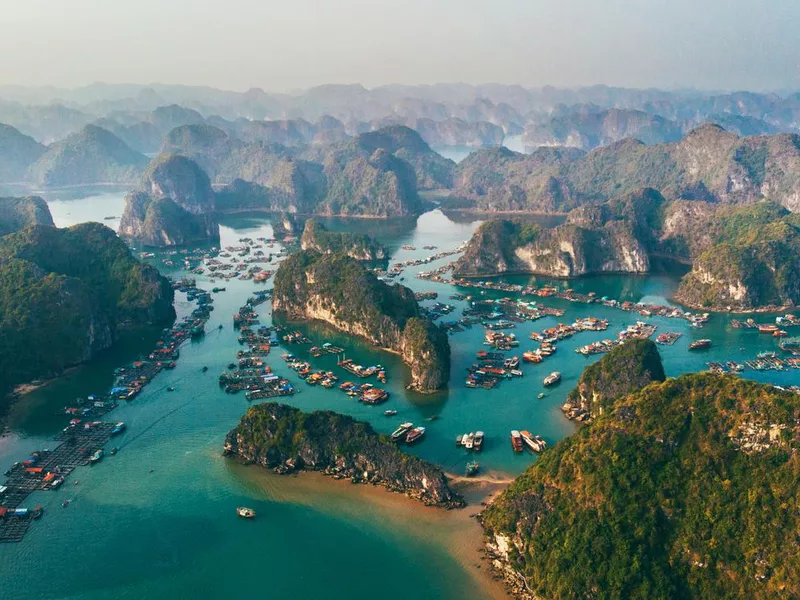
[391,422,413,442]
[464,432,475,450]
[543,371,561,386]
[237,506,256,519]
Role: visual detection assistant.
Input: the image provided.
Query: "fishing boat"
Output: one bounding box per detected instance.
[465,461,480,477]
[236,507,256,519]
[689,339,712,350]
[405,426,426,444]
[543,371,561,386]
[391,422,414,442]
[110,422,126,436]
[89,449,104,464]
[473,431,484,451]
[384,409,397,416]
[522,350,543,363]
[510,430,524,452]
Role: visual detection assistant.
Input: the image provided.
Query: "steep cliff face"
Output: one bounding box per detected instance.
[273,250,450,392]
[300,219,388,260]
[453,217,650,278]
[224,403,463,507]
[119,154,219,247]
[0,196,55,236]
[562,339,666,422]
[400,318,451,392]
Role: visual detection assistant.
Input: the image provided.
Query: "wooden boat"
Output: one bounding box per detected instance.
[405,427,426,444]
[510,430,524,452]
[473,431,484,451]
[689,339,712,350]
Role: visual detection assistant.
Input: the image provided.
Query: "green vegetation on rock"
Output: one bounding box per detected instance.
[0,222,174,395]
[562,339,666,422]
[482,373,800,600]
[273,250,449,391]
[28,124,149,187]
[0,196,54,236]
[224,402,462,507]
[300,219,388,260]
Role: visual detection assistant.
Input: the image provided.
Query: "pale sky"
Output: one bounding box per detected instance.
[0,0,798,92]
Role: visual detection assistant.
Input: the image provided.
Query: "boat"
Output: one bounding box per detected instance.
[61,499,71,508]
[537,392,545,399]
[689,339,712,350]
[543,371,561,386]
[201,366,209,372]
[405,426,426,444]
[236,506,256,519]
[456,434,463,446]
[465,461,480,477]
[464,432,475,450]
[384,409,397,416]
[520,431,547,453]
[110,447,118,455]
[89,448,104,464]
[510,430,524,452]
[110,421,126,436]
[167,386,175,392]
[391,422,414,442]
[473,431,484,451]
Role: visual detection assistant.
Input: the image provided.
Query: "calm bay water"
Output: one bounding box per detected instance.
[1,189,797,599]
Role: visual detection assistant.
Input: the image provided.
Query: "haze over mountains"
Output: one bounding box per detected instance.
[2,83,800,151]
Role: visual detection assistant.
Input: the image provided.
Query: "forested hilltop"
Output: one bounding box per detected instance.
[482,370,800,600]
[0,215,174,397]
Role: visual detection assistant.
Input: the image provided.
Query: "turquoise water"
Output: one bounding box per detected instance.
[1,190,797,599]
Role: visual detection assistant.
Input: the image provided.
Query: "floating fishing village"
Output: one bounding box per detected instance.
[0,278,214,542]
[3,224,800,547]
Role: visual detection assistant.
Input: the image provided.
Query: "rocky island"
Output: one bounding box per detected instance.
[675,203,800,310]
[224,402,463,508]
[300,219,388,260]
[561,339,666,422]
[0,217,174,396]
[482,372,800,600]
[27,124,150,187]
[119,154,220,246]
[273,250,450,392]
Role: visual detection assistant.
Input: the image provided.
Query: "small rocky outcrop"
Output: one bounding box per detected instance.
[561,339,666,422]
[224,403,463,508]
[119,154,219,247]
[300,219,388,260]
[272,250,450,392]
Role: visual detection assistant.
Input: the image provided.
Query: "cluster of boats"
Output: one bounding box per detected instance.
[530,318,609,344]
[575,322,659,356]
[511,430,547,453]
[390,423,426,444]
[455,431,485,451]
[522,342,557,364]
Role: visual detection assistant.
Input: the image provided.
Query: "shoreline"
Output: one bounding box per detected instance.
[232,463,512,600]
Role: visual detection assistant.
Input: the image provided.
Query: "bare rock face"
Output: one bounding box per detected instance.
[119,154,219,247]
[224,403,463,508]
